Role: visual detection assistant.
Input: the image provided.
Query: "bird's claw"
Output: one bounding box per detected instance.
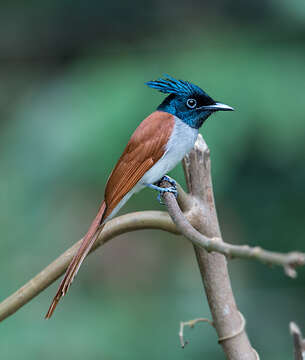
[157,186,178,205]
[146,177,178,205]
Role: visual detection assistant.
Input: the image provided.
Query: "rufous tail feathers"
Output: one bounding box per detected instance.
[45,201,107,319]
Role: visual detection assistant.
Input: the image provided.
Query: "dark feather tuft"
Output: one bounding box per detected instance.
[146,75,205,97]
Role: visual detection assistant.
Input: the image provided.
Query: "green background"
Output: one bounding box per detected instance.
[0,1,305,359]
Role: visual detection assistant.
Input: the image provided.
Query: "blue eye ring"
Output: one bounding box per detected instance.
[186,98,197,109]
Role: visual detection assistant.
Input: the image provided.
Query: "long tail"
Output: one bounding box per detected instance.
[45,201,107,319]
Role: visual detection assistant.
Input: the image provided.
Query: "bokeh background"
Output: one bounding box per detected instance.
[0,1,305,359]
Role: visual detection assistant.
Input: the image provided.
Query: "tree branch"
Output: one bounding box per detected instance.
[180,134,259,359]
[161,184,305,278]
[0,211,177,322]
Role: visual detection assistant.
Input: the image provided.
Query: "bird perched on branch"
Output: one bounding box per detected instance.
[45,75,233,318]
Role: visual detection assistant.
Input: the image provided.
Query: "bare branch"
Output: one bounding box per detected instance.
[162,185,305,278]
[0,211,177,322]
[180,134,259,359]
[290,322,305,360]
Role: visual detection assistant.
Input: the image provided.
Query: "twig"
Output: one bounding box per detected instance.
[179,317,214,348]
[178,313,249,349]
[162,185,305,278]
[290,322,305,360]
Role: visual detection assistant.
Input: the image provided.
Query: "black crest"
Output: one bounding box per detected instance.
[146,75,206,98]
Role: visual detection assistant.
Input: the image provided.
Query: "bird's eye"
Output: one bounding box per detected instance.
[186,98,197,109]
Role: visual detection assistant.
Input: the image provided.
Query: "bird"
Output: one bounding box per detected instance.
[45,75,233,318]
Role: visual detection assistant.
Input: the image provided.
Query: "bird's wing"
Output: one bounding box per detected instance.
[104,110,175,218]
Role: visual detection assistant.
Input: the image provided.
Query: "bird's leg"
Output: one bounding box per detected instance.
[147,183,178,204]
[146,175,178,204]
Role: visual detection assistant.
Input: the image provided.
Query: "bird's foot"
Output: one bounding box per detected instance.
[157,187,177,204]
[147,178,178,205]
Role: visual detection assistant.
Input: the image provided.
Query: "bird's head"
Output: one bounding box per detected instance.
[146,75,233,129]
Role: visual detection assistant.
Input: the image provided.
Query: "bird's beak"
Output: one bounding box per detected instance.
[201,102,234,111]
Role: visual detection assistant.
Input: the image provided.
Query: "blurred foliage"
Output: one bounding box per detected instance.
[0,1,305,359]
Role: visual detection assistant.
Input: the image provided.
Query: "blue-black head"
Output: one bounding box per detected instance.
[146,75,233,129]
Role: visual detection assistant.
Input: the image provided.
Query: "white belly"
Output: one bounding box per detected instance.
[105,117,198,221]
